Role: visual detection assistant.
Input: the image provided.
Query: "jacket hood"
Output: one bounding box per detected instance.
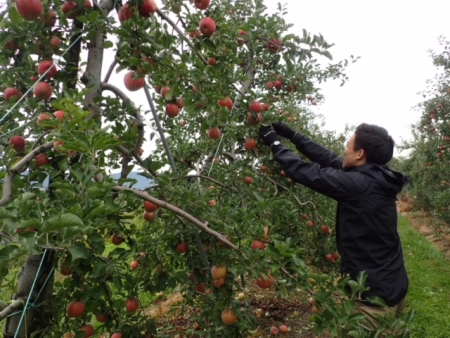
[355,164,411,195]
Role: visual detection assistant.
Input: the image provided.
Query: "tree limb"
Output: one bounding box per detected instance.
[156,9,208,65]
[0,299,24,321]
[0,141,54,207]
[103,57,117,83]
[112,185,240,251]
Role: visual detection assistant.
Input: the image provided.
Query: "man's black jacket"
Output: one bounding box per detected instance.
[271,133,409,307]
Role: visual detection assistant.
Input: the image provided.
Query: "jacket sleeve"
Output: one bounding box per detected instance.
[272,144,362,201]
[291,133,343,170]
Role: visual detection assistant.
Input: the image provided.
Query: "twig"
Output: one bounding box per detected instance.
[0,299,24,321]
[156,9,208,65]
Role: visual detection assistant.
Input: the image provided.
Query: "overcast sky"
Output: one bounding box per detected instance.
[101,0,450,156]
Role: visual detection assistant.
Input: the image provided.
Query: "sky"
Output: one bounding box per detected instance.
[99,0,450,157]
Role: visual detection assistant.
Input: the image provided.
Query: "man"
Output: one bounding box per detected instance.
[259,122,410,326]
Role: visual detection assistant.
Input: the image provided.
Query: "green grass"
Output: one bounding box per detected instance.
[398,215,450,337]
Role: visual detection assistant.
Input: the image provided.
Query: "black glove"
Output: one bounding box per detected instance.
[259,125,280,147]
[272,122,296,140]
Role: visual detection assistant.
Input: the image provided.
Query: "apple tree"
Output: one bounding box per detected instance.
[400,36,450,226]
[0,0,394,337]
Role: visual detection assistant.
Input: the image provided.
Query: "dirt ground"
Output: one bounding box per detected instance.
[140,195,450,337]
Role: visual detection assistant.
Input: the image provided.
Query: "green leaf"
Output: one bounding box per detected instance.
[18,219,41,231]
[0,207,16,220]
[104,40,114,49]
[8,7,21,25]
[42,213,84,233]
[89,10,99,23]
[69,244,89,261]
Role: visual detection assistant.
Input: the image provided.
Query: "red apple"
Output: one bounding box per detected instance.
[111,333,123,338]
[16,0,43,21]
[160,86,171,99]
[175,98,184,109]
[41,10,57,26]
[165,103,180,118]
[194,0,210,10]
[321,225,330,234]
[35,153,49,168]
[246,112,262,126]
[80,324,94,338]
[124,71,145,91]
[199,17,216,37]
[249,101,262,113]
[118,4,134,22]
[62,1,80,19]
[262,103,269,111]
[95,313,108,322]
[270,326,279,335]
[139,0,157,17]
[33,82,52,100]
[177,242,188,253]
[144,201,158,212]
[9,136,26,152]
[251,240,266,250]
[208,57,217,66]
[243,176,253,184]
[218,97,233,110]
[306,220,314,227]
[256,274,275,289]
[279,324,289,333]
[112,234,124,245]
[50,36,61,49]
[211,265,227,280]
[4,87,22,102]
[221,308,237,325]
[212,278,226,288]
[130,260,139,270]
[143,211,156,222]
[37,113,52,126]
[53,140,64,151]
[189,30,201,39]
[38,60,57,79]
[267,38,282,52]
[244,138,257,151]
[53,110,65,121]
[274,80,282,89]
[125,297,139,313]
[67,301,85,318]
[208,127,221,140]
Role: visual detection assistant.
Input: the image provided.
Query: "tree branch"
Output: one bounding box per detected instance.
[156,9,208,65]
[103,57,117,83]
[112,186,240,251]
[0,299,24,321]
[0,141,54,207]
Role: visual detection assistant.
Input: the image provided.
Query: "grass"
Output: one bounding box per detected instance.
[398,215,450,337]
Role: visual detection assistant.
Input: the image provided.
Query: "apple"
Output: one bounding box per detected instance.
[139,0,157,17]
[270,326,279,335]
[325,254,335,263]
[125,297,139,313]
[112,234,124,245]
[80,324,94,338]
[331,251,340,260]
[189,29,201,39]
[111,333,123,338]
[246,112,262,126]
[95,313,108,322]
[249,101,262,113]
[118,4,134,22]
[38,60,57,79]
[208,57,217,66]
[16,0,43,21]
[218,97,233,110]
[50,36,61,49]
[33,82,52,100]
[4,40,18,52]
[209,199,217,206]
[212,278,226,288]
[262,103,269,111]
[306,221,314,227]
[274,80,282,89]
[256,274,275,289]
[194,0,210,10]
[243,176,253,184]
[175,98,184,109]
[177,242,188,253]
[211,265,227,280]
[62,1,80,19]
[9,136,26,152]
[237,293,245,300]
[165,103,180,118]
[321,225,330,234]
[221,308,237,325]
[4,87,22,102]
[53,110,65,121]
[267,38,282,52]
[160,86,171,99]
[143,211,156,222]
[279,325,289,333]
[35,153,49,168]
[130,260,139,270]
[124,71,145,91]
[67,301,85,318]
[144,201,158,212]
[208,127,221,140]
[444,136,450,142]
[199,17,216,37]
[244,138,257,151]
[251,240,266,250]
[41,10,57,26]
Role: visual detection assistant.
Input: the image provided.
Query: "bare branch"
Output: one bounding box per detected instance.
[0,299,24,321]
[0,141,54,207]
[103,57,117,83]
[112,185,241,252]
[156,9,208,65]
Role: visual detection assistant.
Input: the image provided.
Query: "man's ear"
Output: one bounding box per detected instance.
[357,149,366,161]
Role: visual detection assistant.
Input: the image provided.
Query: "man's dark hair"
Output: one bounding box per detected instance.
[354,123,395,165]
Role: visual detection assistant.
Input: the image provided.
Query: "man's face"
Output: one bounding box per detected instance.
[342,134,363,168]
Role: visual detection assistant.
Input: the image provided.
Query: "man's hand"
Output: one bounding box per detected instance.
[272,122,296,140]
[259,125,280,147]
